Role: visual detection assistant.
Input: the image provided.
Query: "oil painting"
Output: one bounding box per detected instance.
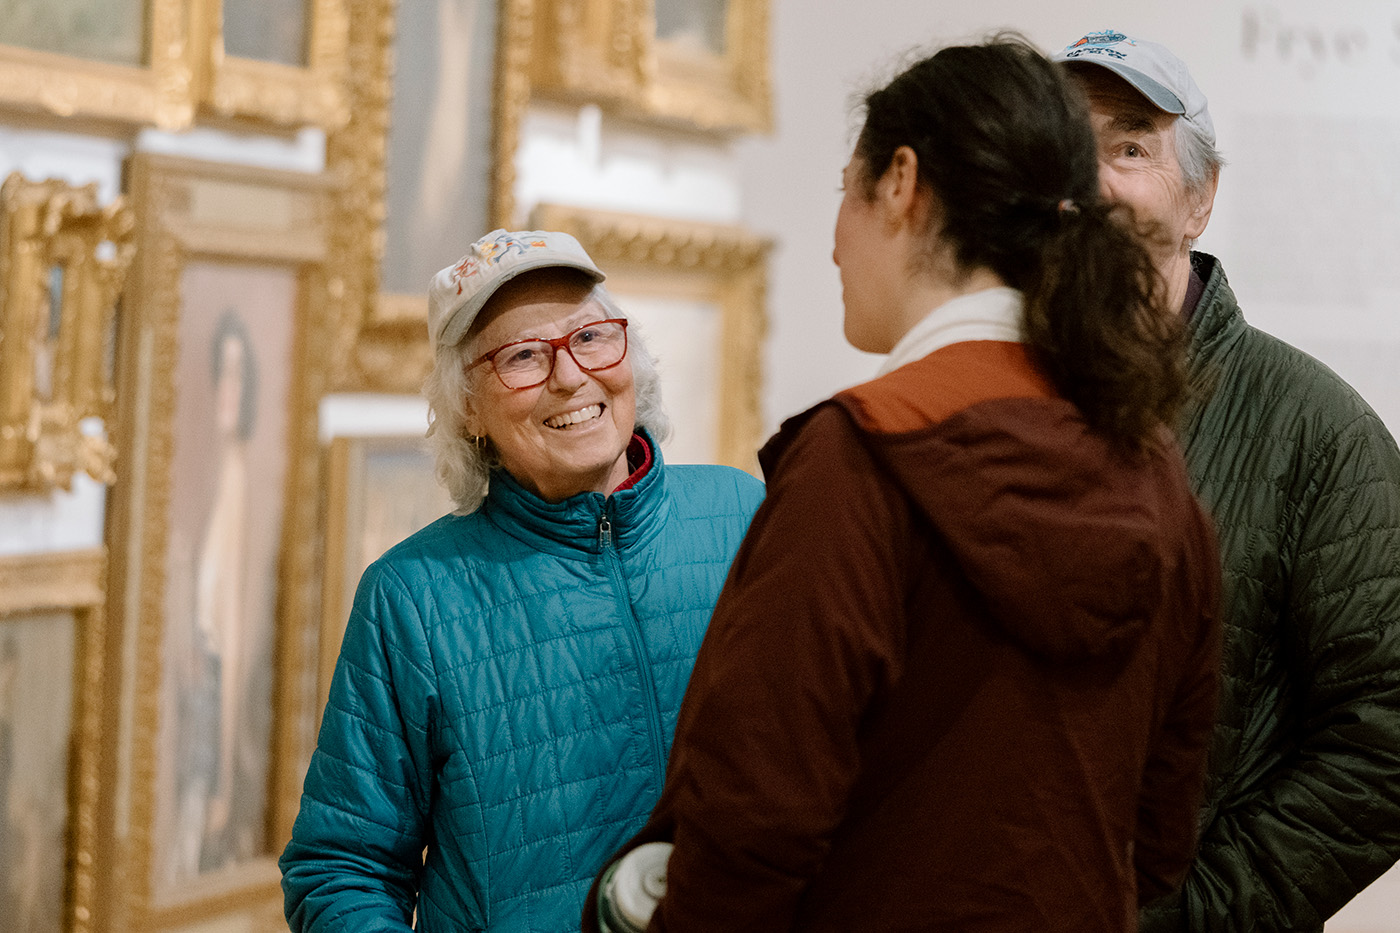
[0,611,75,933]
[154,261,297,886]
[0,0,145,66]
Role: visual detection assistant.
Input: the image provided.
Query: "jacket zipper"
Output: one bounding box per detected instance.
[598,508,666,790]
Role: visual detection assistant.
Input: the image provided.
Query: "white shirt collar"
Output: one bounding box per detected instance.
[876,287,1024,376]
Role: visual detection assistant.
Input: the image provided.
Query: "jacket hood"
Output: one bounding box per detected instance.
[852,396,1174,664]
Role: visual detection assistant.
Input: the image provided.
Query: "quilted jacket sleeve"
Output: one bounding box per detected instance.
[1152,407,1400,932]
[280,562,440,933]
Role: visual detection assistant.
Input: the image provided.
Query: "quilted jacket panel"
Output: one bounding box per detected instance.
[281,447,764,933]
[1141,254,1400,932]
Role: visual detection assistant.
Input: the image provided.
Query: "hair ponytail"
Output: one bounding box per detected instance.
[1023,204,1187,451]
[854,33,1188,452]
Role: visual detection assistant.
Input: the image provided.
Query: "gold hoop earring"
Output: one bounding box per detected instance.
[471,435,485,452]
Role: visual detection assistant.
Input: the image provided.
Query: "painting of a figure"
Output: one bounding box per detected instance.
[381,0,498,297]
[155,260,296,887]
[0,0,145,65]
[0,612,74,933]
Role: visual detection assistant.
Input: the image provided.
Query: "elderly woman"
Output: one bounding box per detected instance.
[588,36,1222,933]
[280,229,765,933]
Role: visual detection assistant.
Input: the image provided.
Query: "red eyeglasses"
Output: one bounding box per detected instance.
[468,319,629,389]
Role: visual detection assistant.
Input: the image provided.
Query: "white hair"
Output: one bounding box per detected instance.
[422,282,671,513]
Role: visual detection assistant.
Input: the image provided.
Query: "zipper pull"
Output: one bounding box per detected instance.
[598,513,613,549]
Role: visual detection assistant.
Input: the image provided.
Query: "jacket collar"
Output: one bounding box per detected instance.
[479,428,670,558]
[1180,252,1248,442]
[877,287,1024,376]
[1186,252,1246,370]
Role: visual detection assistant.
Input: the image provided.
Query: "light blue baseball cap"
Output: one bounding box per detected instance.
[1052,30,1215,146]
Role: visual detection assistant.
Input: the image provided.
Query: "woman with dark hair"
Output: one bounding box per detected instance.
[585,35,1223,932]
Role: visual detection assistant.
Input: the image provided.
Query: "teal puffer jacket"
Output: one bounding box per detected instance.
[280,443,764,933]
[1141,254,1400,931]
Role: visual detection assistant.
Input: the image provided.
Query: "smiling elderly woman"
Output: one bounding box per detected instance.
[279,230,765,933]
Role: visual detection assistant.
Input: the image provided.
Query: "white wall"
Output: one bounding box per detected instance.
[737,1,1400,927]
[517,101,743,225]
[739,0,1400,439]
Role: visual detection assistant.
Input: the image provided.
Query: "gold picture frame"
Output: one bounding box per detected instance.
[318,434,453,714]
[531,0,772,134]
[0,548,106,933]
[102,153,334,932]
[196,0,350,130]
[0,0,195,130]
[0,173,135,493]
[529,0,646,107]
[327,0,531,395]
[530,202,769,472]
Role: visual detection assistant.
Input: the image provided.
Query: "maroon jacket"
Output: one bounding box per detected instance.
[586,340,1222,932]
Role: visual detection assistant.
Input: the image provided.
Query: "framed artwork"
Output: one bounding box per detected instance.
[326,0,532,395]
[531,0,772,133]
[103,153,334,932]
[528,0,647,107]
[0,173,135,493]
[0,611,77,933]
[646,0,771,132]
[529,202,769,472]
[0,0,145,65]
[198,0,350,129]
[319,434,454,711]
[0,548,107,933]
[0,0,194,129]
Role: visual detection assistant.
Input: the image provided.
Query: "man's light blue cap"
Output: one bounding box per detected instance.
[1052,30,1216,146]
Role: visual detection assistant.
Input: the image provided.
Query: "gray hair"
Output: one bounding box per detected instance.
[422,282,671,513]
[1173,116,1225,196]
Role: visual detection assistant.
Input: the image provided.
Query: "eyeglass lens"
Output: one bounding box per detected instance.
[493,320,627,388]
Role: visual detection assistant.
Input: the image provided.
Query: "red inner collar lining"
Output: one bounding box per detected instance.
[613,433,653,492]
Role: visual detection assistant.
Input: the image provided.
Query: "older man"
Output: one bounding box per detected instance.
[1052,30,1400,932]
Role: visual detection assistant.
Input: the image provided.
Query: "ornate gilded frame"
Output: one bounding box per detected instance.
[0,0,194,129]
[327,0,531,395]
[196,0,350,129]
[530,202,769,471]
[0,174,135,492]
[0,0,349,132]
[102,153,334,932]
[531,0,772,133]
[318,434,452,713]
[0,548,106,933]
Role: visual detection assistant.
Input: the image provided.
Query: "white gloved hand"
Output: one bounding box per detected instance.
[599,841,673,933]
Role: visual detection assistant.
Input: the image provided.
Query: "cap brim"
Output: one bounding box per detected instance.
[1057,53,1185,115]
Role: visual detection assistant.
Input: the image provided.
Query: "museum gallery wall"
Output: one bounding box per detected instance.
[0,1,770,930]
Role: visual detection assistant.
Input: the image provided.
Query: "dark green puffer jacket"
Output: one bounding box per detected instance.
[1141,253,1400,932]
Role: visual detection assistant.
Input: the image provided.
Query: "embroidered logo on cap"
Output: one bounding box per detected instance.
[449,232,550,295]
[1062,30,1135,61]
